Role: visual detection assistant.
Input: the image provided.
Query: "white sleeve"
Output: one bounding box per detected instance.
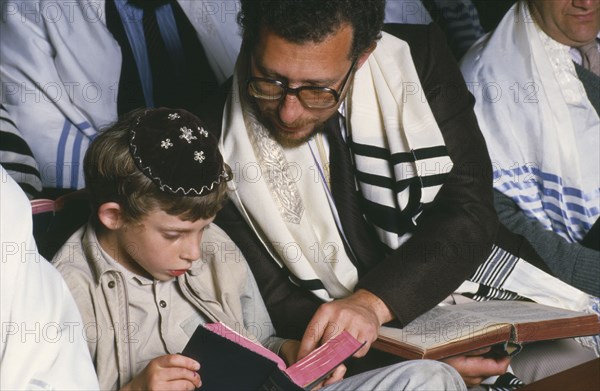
[0,0,117,189]
[0,165,99,390]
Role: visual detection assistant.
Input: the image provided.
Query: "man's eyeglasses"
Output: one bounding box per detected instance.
[246,61,356,109]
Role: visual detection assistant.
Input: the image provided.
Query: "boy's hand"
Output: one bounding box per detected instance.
[121,354,201,391]
[442,347,512,387]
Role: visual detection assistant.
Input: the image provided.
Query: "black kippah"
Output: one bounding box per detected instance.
[129,107,228,196]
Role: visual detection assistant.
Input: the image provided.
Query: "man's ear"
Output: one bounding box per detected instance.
[356,42,377,70]
[97,202,124,230]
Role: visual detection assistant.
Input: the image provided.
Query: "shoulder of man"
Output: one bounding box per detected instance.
[382,23,448,67]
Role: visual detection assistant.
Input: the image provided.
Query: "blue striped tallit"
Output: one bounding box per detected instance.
[494,165,599,244]
[460,2,599,247]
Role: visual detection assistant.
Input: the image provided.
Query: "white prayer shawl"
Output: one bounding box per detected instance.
[0,0,241,189]
[221,32,452,301]
[0,165,99,390]
[460,2,600,244]
[222,27,599,356]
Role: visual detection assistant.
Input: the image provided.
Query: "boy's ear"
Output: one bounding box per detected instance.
[97,202,124,230]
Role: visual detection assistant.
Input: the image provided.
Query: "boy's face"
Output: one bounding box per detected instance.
[114,209,214,281]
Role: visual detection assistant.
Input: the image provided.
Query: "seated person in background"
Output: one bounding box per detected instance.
[1,0,241,193]
[218,0,598,388]
[471,0,516,32]
[385,0,485,59]
[460,0,600,297]
[0,104,42,198]
[0,164,98,390]
[53,107,466,390]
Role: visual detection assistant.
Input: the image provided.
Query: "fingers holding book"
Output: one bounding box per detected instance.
[121,354,201,391]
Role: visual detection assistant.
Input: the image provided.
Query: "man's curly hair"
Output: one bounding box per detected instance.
[238,0,386,60]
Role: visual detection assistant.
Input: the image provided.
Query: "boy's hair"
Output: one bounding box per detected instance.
[238,0,385,61]
[84,108,231,224]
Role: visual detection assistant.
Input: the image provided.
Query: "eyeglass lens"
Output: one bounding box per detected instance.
[248,80,337,108]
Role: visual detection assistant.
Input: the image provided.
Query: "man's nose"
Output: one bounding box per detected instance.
[278,94,304,125]
[573,0,599,10]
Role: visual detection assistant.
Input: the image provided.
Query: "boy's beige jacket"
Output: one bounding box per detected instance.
[54,223,284,390]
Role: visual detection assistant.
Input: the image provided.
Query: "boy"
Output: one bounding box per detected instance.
[54,108,465,390]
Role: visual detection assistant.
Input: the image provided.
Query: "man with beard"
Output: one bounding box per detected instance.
[218,0,598,387]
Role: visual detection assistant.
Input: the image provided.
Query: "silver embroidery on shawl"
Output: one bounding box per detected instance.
[245,114,304,224]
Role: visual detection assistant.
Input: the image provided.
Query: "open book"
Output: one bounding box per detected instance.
[182,322,364,391]
[373,301,600,360]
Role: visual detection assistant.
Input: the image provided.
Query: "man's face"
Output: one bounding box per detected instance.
[112,209,214,281]
[249,24,356,147]
[529,0,600,47]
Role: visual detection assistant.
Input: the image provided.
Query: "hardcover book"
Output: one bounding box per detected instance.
[182,322,364,391]
[373,301,600,360]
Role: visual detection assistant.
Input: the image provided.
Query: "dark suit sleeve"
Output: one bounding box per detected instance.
[356,24,498,327]
[214,201,322,339]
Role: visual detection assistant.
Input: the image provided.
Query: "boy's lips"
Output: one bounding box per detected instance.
[168,269,188,277]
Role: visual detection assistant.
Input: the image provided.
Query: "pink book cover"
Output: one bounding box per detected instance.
[30,199,55,215]
[285,331,364,387]
[203,323,364,388]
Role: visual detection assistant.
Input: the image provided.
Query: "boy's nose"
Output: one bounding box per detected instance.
[181,235,201,262]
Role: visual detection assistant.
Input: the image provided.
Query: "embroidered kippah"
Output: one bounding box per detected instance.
[129,107,228,196]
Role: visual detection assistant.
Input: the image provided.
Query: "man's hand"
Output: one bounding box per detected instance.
[279,340,301,366]
[121,354,201,391]
[297,289,393,360]
[442,347,511,387]
[312,364,347,390]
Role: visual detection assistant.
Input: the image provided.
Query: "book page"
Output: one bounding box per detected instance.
[379,306,509,350]
[456,301,588,323]
[379,301,595,351]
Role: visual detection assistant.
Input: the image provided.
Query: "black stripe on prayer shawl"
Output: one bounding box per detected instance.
[355,170,418,195]
[350,141,391,160]
[390,151,414,164]
[487,372,525,390]
[469,245,520,288]
[350,141,451,242]
[1,162,41,178]
[360,197,417,235]
[288,274,327,291]
[0,114,18,130]
[1,131,37,156]
[465,284,524,302]
[420,173,449,188]
[412,145,449,160]
[355,170,395,189]
[359,177,423,232]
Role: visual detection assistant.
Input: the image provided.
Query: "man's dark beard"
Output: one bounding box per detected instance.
[267,118,326,148]
[252,104,327,149]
